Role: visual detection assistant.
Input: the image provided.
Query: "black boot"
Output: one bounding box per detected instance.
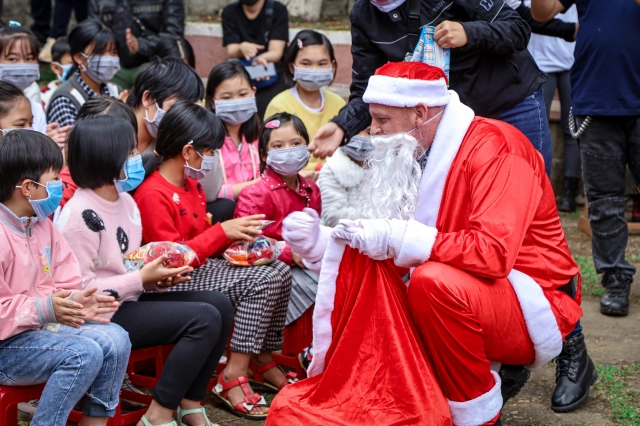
[600,271,632,316]
[500,364,530,407]
[551,334,597,412]
[557,177,579,212]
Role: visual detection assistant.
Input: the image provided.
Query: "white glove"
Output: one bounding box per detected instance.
[331,219,408,261]
[282,208,329,264]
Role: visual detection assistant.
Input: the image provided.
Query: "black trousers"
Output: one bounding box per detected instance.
[111,291,233,409]
[30,0,88,39]
[579,115,640,279]
[206,198,236,225]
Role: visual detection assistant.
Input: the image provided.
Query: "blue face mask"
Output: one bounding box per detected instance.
[15,179,63,220]
[55,62,74,82]
[114,154,145,193]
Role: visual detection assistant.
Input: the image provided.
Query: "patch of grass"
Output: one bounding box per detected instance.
[574,256,604,297]
[595,364,640,425]
[627,253,640,263]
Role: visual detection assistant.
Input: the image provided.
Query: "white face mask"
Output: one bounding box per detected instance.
[144,102,166,139]
[293,66,334,91]
[407,110,444,135]
[1,127,34,136]
[184,146,216,180]
[80,53,120,83]
[0,63,40,90]
[266,146,311,177]
[370,0,407,12]
[214,97,258,126]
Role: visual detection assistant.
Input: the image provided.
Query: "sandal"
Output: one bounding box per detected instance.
[249,360,298,392]
[177,406,219,426]
[140,415,178,426]
[211,374,268,420]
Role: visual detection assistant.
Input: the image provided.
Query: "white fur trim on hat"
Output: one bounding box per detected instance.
[448,370,503,426]
[363,75,451,107]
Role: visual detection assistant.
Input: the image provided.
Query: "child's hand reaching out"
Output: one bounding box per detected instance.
[221,214,266,241]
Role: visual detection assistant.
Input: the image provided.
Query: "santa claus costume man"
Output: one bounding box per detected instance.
[268,62,595,426]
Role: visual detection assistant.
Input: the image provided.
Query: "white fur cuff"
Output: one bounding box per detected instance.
[394,220,438,268]
[448,370,502,426]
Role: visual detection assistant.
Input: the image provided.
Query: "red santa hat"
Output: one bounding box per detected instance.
[363,62,450,107]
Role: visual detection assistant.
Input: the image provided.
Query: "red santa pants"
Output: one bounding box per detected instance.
[407,261,536,423]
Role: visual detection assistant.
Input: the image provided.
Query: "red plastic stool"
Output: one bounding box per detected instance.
[0,383,45,425]
[126,346,166,389]
[273,305,314,379]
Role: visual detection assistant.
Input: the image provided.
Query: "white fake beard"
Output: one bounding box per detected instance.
[356,132,423,221]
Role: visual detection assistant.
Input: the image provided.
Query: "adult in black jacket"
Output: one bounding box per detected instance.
[310,0,554,174]
[89,0,185,88]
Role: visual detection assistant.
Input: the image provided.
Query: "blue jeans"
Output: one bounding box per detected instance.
[0,322,131,425]
[496,86,553,177]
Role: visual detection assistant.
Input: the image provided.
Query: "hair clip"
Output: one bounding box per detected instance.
[153,149,160,157]
[265,120,280,129]
[187,140,194,145]
[297,39,304,49]
[8,21,21,27]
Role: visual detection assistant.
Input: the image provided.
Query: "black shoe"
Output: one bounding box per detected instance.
[551,333,597,412]
[557,177,579,212]
[500,364,530,407]
[600,271,632,316]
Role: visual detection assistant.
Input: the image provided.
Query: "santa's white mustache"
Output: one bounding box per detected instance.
[356,132,424,221]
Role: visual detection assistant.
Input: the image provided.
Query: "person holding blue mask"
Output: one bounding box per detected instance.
[42,37,75,110]
[57,114,234,426]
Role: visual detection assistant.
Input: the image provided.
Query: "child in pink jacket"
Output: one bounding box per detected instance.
[0,130,130,426]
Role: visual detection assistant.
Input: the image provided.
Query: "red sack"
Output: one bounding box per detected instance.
[266,245,452,425]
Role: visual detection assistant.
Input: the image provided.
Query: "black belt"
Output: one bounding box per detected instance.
[558,277,577,298]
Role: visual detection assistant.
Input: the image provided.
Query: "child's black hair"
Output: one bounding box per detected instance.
[67,115,136,190]
[77,97,138,135]
[283,30,336,87]
[0,80,28,119]
[205,59,260,143]
[68,19,117,64]
[0,26,40,59]
[51,36,71,63]
[127,57,204,109]
[0,130,63,202]
[153,36,196,69]
[146,100,225,176]
[259,112,309,173]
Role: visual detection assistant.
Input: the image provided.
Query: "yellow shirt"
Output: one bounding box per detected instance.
[265,87,346,171]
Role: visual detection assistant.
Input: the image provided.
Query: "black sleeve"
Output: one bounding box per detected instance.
[88,0,100,19]
[559,0,574,11]
[515,2,575,41]
[269,2,289,42]
[332,15,386,142]
[222,5,243,46]
[137,0,185,57]
[456,0,531,55]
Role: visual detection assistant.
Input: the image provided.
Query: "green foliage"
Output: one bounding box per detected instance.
[595,364,640,425]
[574,256,604,297]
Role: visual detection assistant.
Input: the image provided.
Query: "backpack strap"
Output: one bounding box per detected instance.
[264,0,275,40]
[406,0,421,58]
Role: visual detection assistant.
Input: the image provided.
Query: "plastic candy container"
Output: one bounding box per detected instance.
[124,242,198,272]
[224,237,285,266]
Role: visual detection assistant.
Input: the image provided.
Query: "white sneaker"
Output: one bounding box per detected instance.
[17,399,39,420]
[38,37,56,63]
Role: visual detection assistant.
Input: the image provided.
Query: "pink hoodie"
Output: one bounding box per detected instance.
[0,203,83,341]
[218,135,260,200]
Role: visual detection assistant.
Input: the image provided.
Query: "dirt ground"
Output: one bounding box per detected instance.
[200,211,640,426]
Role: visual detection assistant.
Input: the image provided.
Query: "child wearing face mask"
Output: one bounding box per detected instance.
[0,81,35,136]
[47,19,122,128]
[58,97,140,208]
[134,101,293,420]
[265,30,345,174]
[56,115,232,426]
[0,129,130,426]
[235,112,321,335]
[317,126,372,228]
[205,60,262,202]
[41,37,73,110]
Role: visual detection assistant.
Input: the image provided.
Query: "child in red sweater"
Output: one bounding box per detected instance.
[235,112,322,328]
[134,101,292,420]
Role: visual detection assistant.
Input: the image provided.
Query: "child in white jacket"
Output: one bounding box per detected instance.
[317,128,371,227]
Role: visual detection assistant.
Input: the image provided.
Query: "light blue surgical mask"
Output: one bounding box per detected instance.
[15,179,63,220]
[55,62,74,82]
[114,154,145,193]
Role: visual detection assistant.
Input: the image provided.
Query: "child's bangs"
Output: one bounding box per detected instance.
[0,34,39,59]
[89,29,117,56]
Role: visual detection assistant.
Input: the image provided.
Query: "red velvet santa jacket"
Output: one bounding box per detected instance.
[133,171,232,267]
[424,116,581,337]
[234,166,322,266]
